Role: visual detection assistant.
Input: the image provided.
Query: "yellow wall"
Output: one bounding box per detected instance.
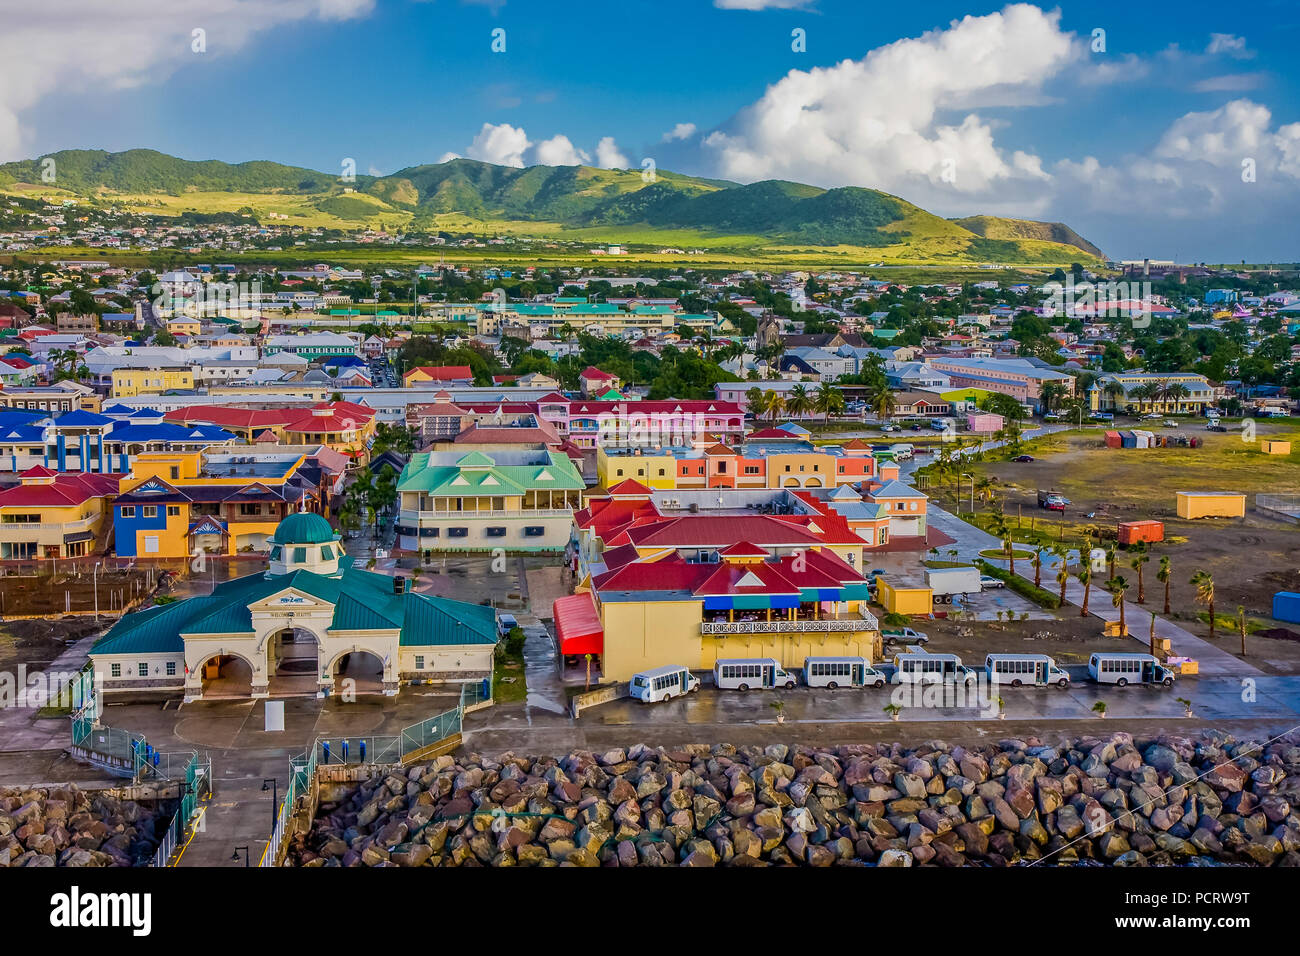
[111,368,195,398]
[1176,492,1246,519]
[598,597,878,681]
[597,449,677,489]
[876,579,933,614]
[1262,441,1292,455]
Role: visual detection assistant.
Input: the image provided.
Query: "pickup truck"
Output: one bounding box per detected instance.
[1037,490,1068,511]
[881,627,929,648]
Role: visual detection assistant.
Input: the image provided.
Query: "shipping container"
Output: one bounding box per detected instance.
[1104,430,1122,448]
[1274,592,1300,624]
[1118,520,1165,545]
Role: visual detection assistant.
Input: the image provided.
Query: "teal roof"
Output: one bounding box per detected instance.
[270,512,337,545]
[397,448,584,496]
[91,564,496,657]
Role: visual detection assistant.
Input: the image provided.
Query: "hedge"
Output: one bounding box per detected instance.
[975,559,1062,610]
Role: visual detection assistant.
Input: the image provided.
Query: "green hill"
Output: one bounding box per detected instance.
[0,149,1105,264]
[950,215,1104,260]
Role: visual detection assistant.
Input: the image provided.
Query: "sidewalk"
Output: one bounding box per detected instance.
[926,504,1259,678]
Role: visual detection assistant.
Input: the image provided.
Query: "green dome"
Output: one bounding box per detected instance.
[270,512,337,545]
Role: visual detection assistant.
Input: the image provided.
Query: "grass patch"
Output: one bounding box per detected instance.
[493,653,527,705]
[978,548,1034,561]
[975,559,1061,609]
[1196,612,1267,634]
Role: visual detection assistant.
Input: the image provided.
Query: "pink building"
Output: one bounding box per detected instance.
[967,412,1004,433]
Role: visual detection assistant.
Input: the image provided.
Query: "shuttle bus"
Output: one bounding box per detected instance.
[631,665,700,703]
[803,656,886,689]
[985,653,1071,688]
[714,658,796,691]
[1088,653,1175,686]
[890,652,977,685]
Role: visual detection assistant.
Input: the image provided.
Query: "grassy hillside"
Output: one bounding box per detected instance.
[951,215,1105,260]
[0,150,1105,266]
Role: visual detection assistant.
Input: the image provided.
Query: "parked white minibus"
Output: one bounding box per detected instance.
[1088,653,1175,686]
[631,665,700,702]
[803,656,886,688]
[714,658,796,691]
[985,654,1071,688]
[890,652,977,685]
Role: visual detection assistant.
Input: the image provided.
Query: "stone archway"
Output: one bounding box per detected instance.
[326,649,386,698]
[198,653,254,699]
[267,626,322,697]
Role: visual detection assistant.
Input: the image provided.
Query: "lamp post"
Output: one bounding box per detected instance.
[93,561,101,621]
[231,845,250,867]
[959,473,974,514]
[262,777,279,830]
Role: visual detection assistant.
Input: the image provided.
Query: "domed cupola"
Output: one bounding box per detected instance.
[266,512,344,577]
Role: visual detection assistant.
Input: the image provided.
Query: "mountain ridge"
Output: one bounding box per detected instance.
[0,149,1105,263]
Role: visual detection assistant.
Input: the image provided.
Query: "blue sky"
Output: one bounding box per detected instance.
[4,0,1299,261]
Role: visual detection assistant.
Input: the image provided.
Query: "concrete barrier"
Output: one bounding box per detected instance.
[570,682,629,718]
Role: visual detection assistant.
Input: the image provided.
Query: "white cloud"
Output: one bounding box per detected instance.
[533,134,590,167]
[437,152,461,164]
[1192,73,1265,93]
[702,4,1075,197]
[595,136,629,169]
[464,122,532,167]
[661,123,697,142]
[1206,33,1252,58]
[0,0,374,161]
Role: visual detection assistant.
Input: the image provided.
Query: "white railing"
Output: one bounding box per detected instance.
[701,615,879,635]
[399,508,575,522]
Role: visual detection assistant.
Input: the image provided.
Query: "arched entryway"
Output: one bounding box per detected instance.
[329,650,385,698]
[199,653,254,698]
[268,627,321,697]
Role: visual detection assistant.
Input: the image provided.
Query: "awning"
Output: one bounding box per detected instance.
[63,531,95,543]
[553,592,603,657]
[703,594,800,611]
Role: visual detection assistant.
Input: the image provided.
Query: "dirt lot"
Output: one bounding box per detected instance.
[921,614,1146,668]
[955,424,1300,647]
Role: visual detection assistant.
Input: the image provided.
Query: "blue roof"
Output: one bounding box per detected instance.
[53,410,114,427]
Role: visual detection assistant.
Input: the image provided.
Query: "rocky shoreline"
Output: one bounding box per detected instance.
[0,785,170,866]
[288,731,1300,867]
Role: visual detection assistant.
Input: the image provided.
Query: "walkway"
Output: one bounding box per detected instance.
[926,504,1259,678]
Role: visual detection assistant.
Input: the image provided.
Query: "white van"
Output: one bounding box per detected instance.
[714,658,796,691]
[803,656,886,689]
[888,443,915,461]
[985,653,1070,688]
[1088,653,1175,686]
[631,665,700,702]
[890,652,977,685]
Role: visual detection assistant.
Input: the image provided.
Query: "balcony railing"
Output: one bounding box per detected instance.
[701,614,879,636]
[400,508,575,522]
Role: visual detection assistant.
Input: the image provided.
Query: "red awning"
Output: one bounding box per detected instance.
[553,592,603,657]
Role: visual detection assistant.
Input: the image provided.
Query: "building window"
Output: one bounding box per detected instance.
[293,547,306,562]
[166,661,176,676]
[448,527,468,538]
[138,663,148,677]
[166,506,180,517]
[111,663,121,678]
[523,526,545,537]
[485,527,507,537]
[415,656,425,670]
[121,506,136,518]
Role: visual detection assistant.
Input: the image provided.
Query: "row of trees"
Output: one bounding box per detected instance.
[744,381,860,425]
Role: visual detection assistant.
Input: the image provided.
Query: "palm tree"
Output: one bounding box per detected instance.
[1157,555,1172,615]
[870,386,894,422]
[744,386,764,420]
[1003,531,1017,578]
[1105,544,1117,579]
[1191,570,1215,640]
[813,381,845,425]
[1053,547,1071,606]
[785,384,812,420]
[1105,575,1131,635]
[1237,605,1248,657]
[1040,382,1067,414]
[760,389,786,424]
[1103,379,1126,412]
[1164,382,1190,413]
[1032,545,1046,589]
[1129,543,1149,604]
[1078,562,1092,616]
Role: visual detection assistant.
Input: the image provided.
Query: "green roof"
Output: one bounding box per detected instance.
[270,512,337,545]
[397,448,584,496]
[91,564,496,657]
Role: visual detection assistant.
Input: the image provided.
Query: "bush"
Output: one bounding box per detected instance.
[504,626,526,656]
[974,559,1061,609]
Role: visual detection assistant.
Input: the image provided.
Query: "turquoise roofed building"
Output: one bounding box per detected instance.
[395,447,584,553]
[90,512,498,702]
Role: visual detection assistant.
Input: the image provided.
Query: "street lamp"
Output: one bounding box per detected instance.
[959,473,974,514]
[93,561,101,621]
[231,845,250,867]
[262,777,279,830]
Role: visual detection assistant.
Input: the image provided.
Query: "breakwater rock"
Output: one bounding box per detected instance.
[289,732,1300,867]
[0,785,167,866]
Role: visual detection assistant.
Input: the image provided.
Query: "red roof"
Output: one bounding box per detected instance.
[580,366,618,381]
[0,471,120,508]
[553,592,603,656]
[605,479,653,497]
[408,365,473,381]
[720,541,768,557]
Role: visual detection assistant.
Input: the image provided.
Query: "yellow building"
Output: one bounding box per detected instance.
[1262,440,1292,455]
[0,468,118,559]
[111,367,195,398]
[112,450,322,559]
[875,576,934,615]
[569,543,881,682]
[596,437,877,491]
[166,319,202,337]
[1175,491,1246,519]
